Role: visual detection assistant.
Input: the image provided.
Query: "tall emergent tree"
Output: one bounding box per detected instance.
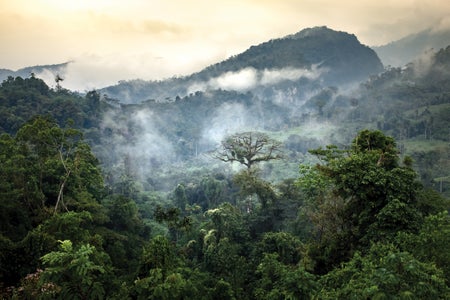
[299,130,434,272]
[214,131,283,170]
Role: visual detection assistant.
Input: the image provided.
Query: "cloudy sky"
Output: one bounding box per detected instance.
[1,0,450,90]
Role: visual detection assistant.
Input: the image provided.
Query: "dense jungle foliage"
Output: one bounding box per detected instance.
[0,45,449,299]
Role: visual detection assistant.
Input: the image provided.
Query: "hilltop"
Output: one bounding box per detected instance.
[100,26,383,103]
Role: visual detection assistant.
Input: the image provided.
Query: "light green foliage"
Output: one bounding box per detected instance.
[297,164,332,199]
[134,267,211,300]
[203,237,246,284]
[40,240,110,300]
[202,203,250,297]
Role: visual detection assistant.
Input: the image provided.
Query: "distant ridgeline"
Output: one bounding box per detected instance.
[100,26,383,104]
[0,62,68,84]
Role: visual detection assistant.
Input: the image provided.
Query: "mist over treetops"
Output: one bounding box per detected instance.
[0,26,449,299]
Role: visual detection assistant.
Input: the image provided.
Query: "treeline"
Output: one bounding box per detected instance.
[0,46,449,298]
[1,117,449,298]
[1,51,449,196]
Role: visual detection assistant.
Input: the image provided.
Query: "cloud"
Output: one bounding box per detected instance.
[36,49,221,91]
[188,66,323,94]
[3,0,450,90]
[261,66,322,85]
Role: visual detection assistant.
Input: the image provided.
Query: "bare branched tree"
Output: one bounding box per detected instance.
[213,131,283,169]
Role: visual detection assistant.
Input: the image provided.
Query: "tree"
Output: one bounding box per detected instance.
[154,206,192,242]
[397,211,450,284]
[14,116,104,215]
[254,253,318,299]
[233,169,277,211]
[300,130,426,272]
[214,131,283,170]
[319,243,449,299]
[40,240,110,300]
[138,235,178,276]
[254,232,302,265]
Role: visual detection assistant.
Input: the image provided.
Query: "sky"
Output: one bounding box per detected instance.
[1,0,450,90]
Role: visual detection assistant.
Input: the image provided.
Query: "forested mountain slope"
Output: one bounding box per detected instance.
[0,27,449,299]
[101,26,383,103]
[0,45,449,196]
[0,62,68,85]
[373,27,450,67]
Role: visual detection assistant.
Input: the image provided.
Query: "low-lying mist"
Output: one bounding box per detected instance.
[187,66,324,94]
[96,76,352,192]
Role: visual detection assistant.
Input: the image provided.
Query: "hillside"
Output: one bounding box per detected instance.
[0,33,449,196]
[0,27,449,298]
[373,27,450,67]
[0,62,68,84]
[101,26,383,103]
[1,48,448,197]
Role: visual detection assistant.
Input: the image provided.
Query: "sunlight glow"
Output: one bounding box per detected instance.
[32,0,117,13]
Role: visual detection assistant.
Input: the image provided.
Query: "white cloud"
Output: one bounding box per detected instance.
[188,66,323,94]
[260,66,322,85]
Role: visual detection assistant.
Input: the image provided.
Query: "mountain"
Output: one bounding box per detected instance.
[373,27,450,67]
[101,26,383,103]
[0,62,68,84]
[0,39,449,196]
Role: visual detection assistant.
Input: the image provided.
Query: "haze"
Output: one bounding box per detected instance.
[1,0,450,91]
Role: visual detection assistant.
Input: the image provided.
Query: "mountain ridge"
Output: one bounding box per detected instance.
[100,26,383,103]
[373,27,450,67]
[0,62,68,81]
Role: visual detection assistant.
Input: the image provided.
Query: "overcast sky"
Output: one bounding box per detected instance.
[1,0,450,90]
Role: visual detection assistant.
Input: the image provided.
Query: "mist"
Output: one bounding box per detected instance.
[187,66,323,94]
[201,102,261,146]
[100,108,176,182]
[33,52,224,92]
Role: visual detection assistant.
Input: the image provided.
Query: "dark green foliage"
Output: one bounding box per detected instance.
[1,121,449,298]
[319,243,449,299]
[396,211,450,284]
[254,253,318,299]
[0,36,449,298]
[300,130,431,273]
[0,76,107,135]
[254,232,302,265]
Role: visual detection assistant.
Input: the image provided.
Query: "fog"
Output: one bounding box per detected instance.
[187,66,323,94]
[411,49,436,77]
[33,52,222,92]
[201,102,260,145]
[101,108,176,181]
